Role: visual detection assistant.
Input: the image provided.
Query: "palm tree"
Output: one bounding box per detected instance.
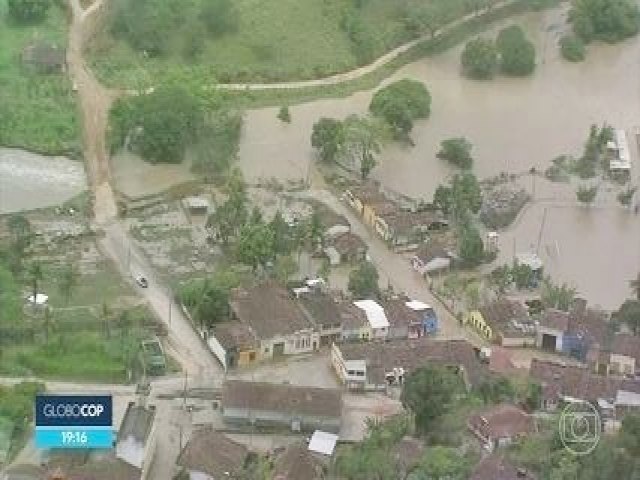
[630,273,640,301]
[28,261,43,304]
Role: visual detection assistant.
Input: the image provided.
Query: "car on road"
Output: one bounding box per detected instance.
[135,275,148,288]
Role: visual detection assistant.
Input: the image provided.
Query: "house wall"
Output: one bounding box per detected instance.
[562,334,588,361]
[238,349,258,367]
[536,326,563,351]
[341,325,371,342]
[207,335,227,372]
[501,335,537,348]
[370,325,388,340]
[363,204,378,228]
[464,311,493,339]
[260,330,320,359]
[189,471,213,480]
[387,325,409,340]
[425,257,451,273]
[331,344,367,384]
[610,354,635,376]
[222,407,341,433]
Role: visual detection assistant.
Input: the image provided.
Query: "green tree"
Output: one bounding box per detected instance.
[560,34,586,62]
[576,185,598,205]
[437,137,474,169]
[200,0,238,36]
[194,282,230,329]
[348,261,379,299]
[191,109,242,178]
[403,1,446,38]
[497,25,536,76]
[277,106,291,123]
[617,187,637,207]
[207,170,248,243]
[57,264,78,305]
[620,413,640,457]
[476,377,515,404]
[569,0,640,43]
[613,300,640,335]
[433,184,454,215]
[541,278,577,312]
[369,79,431,136]
[311,117,344,163]
[6,214,31,248]
[512,262,535,289]
[236,223,276,271]
[458,224,485,266]
[0,265,22,328]
[7,0,51,23]
[451,172,483,215]
[408,447,473,480]
[342,115,385,180]
[269,210,293,255]
[490,265,512,294]
[401,365,464,435]
[461,37,499,79]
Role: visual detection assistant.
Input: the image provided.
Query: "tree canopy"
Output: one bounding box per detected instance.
[461,37,499,79]
[497,25,536,76]
[560,34,586,62]
[311,118,344,163]
[613,300,640,335]
[458,224,485,266]
[369,79,431,136]
[200,0,238,37]
[437,137,474,169]
[342,115,385,180]
[576,185,598,205]
[570,0,640,43]
[401,365,464,435]
[348,261,379,299]
[8,0,51,24]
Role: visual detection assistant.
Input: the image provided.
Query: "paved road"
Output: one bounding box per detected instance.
[299,189,487,347]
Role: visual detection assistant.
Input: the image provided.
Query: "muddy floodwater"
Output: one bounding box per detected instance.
[0,148,87,214]
[239,4,640,199]
[497,200,640,310]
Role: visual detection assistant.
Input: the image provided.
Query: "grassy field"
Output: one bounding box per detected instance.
[89,0,418,87]
[0,0,79,155]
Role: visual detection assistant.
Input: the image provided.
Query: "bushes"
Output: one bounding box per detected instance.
[7,0,51,24]
[496,25,536,75]
[560,34,585,62]
[200,0,238,37]
[569,0,640,44]
[437,137,473,169]
[461,37,498,79]
[369,79,431,136]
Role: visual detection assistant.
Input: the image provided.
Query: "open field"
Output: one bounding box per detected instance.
[0,0,79,155]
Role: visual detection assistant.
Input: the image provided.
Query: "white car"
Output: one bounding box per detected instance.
[135,275,148,288]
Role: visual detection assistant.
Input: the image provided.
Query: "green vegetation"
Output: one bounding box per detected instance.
[433,172,483,217]
[613,299,640,335]
[458,224,485,266]
[559,33,585,62]
[7,0,50,23]
[369,79,431,137]
[573,123,613,178]
[540,278,577,311]
[461,37,498,79]
[312,118,345,163]
[0,0,79,154]
[348,261,380,299]
[437,137,473,169]
[401,365,465,434]
[496,24,536,76]
[576,184,598,205]
[0,382,44,462]
[569,0,640,44]
[617,186,637,207]
[277,105,291,123]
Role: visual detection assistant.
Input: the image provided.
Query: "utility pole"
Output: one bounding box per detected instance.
[536,207,548,256]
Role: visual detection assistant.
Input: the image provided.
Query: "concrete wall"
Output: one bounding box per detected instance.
[260,330,320,359]
[207,335,227,372]
[536,326,563,351]
[222,407,341,433]
[611,354,635,376]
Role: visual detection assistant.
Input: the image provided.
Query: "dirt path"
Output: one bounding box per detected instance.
[65,0,223,381]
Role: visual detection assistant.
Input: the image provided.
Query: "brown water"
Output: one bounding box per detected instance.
[239,5,640,199]
[0,148,87,214]
[238,4,640,310]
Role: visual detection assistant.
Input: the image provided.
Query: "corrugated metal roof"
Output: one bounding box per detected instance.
[354,300,389,329]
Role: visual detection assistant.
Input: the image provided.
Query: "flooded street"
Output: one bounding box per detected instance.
[239,5,640,199]
[0,148,87,214]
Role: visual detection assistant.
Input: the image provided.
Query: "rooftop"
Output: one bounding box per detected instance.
[329,232,366,255]
[354,300,389,329]
[377,209,447,233]
[382,297,422,328]
[611,333,640,362]
[177,427,248,478]
[338,301,368,330]
[337,338,487,387]
[223,380,342,419]
[230,281,313,338]
[468,404,535,440]
[117,403,155,445]
[413,242,453,264]
[540,309,570,332]
[297,291,342,328]
[478,299,534,337]
[274,442,325,480]
[213,322,258,350]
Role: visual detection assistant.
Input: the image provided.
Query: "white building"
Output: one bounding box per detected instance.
[353,299,389,339]
[115,402,157,480]
[608,129,631,172]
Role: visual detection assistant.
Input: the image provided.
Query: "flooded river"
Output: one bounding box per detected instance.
[239,5,640,199]
[0,148,87,214]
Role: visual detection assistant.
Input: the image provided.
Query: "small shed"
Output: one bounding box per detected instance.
[22,41,66,74]
[182,196,210,216]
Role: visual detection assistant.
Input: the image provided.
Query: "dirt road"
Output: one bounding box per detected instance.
[65,0,222,380]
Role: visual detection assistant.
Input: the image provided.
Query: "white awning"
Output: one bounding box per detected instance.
[308,430,339,456]
[354,300,389,329]
[405,300,431,311]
